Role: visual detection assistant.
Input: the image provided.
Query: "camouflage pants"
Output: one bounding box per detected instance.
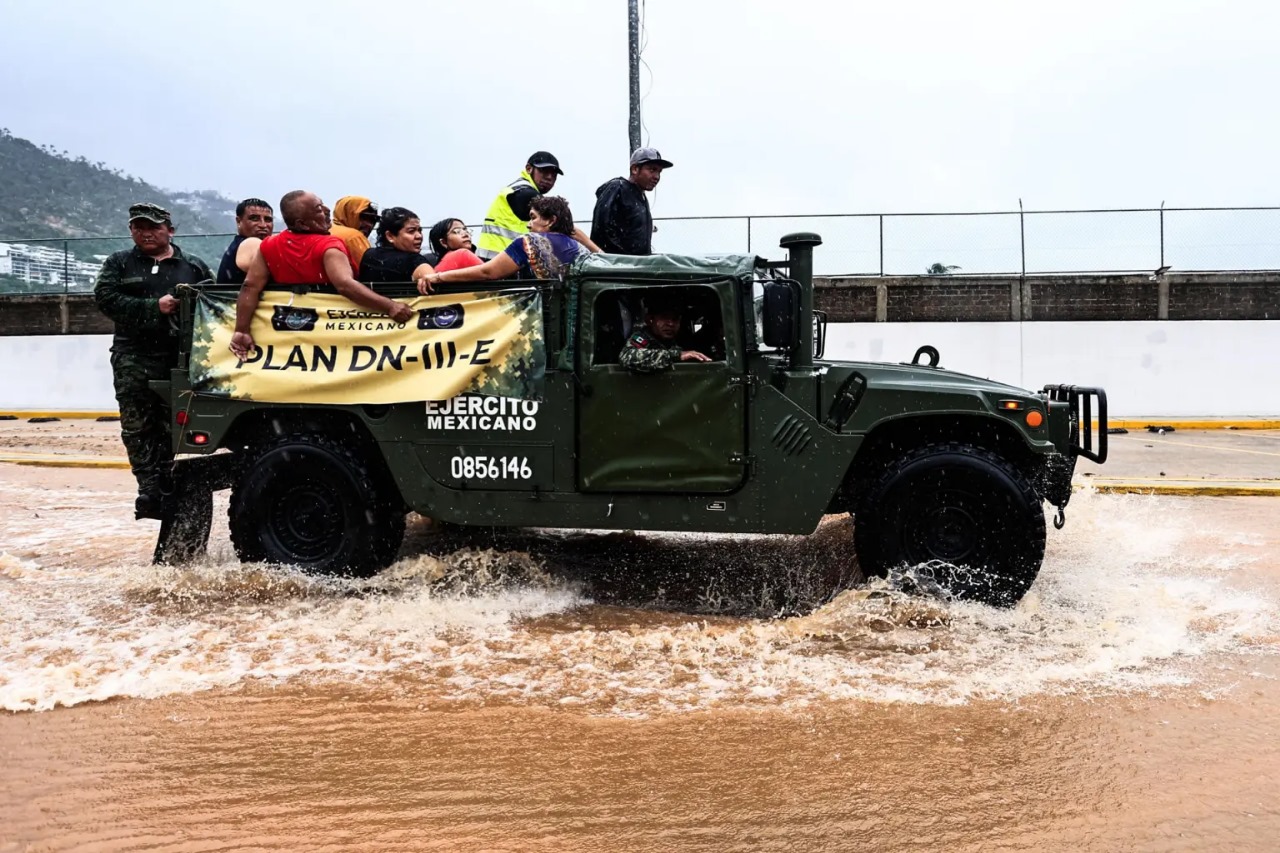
[110,350,176,495]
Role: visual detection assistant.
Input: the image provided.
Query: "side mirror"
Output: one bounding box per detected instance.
[762,282,795,349]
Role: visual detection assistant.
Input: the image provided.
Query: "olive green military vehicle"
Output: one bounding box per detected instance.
[155,233,1107,607]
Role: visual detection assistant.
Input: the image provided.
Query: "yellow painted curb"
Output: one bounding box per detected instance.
[0,453,130,469]
[1077,476,1280,496]
[1092,419,1280,431]
[0,411,118,420]
[1087,483,1280,497]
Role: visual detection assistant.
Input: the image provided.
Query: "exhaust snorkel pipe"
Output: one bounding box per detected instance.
[779,232,823,370]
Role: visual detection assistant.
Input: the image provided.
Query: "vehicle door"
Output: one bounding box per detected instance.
[575,280,747,493]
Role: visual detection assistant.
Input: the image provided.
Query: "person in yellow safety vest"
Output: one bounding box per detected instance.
[476,151,599,259]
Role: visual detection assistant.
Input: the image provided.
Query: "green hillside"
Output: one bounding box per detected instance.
[0,128,236,240]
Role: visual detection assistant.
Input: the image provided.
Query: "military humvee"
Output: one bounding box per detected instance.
[155,233,1107,607]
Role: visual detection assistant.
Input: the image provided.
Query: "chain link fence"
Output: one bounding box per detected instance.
[3,207,1279,293]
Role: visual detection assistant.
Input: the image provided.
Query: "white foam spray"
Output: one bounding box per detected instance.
[1,485,1275,714]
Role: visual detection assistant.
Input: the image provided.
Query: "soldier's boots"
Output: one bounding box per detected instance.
[135,492,165,520]
[134,474,174,521]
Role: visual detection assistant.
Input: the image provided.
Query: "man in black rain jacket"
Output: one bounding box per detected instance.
[590,147,673,255]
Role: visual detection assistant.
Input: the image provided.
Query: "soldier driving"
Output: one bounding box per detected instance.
[619,293,712,373]
[93,202,213,519]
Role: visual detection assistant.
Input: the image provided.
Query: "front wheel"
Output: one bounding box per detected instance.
[853,443,1046,607]
[229,433,404,576]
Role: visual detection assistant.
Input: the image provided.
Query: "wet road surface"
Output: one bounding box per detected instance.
[2,422,1279,850]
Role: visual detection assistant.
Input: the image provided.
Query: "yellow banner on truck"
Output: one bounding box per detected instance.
[190,289,544,404]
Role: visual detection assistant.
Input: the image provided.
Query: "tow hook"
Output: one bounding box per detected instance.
[1053,506,1066,529]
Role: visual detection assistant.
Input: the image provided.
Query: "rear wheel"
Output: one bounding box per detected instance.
[853,442,1046,607]
[229,433,404,576]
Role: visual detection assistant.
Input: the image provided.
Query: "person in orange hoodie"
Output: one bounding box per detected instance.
[330,195,379,267]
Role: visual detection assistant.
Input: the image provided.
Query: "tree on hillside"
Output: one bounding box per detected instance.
[0,131,238,239]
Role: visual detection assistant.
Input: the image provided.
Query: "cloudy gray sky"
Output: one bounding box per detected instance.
[2,0,1276,234]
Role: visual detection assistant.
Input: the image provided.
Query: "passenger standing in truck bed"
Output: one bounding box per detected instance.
[229,190,413,359]
[591,147,673,255]
[216,198,274,284]
[358,207,435,286]
[476,152,599,260]
[419,196,590,291]
[329,196,379,268]
[426,218,484,272]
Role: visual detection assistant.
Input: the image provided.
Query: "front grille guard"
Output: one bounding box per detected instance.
[1042,384,1109,464]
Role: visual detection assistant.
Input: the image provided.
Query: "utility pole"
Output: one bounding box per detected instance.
[628,0,641,153]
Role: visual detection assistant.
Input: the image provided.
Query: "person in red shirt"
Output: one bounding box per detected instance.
[230,190,414,359]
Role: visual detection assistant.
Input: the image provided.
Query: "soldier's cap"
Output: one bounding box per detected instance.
[643,293,685,316]
[128,202,172,225]
[526,151,564,175]
[630,147,673,169]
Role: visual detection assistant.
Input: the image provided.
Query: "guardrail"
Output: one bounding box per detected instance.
[3,205,1279,293]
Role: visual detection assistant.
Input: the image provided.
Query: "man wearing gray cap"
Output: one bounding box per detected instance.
[590,147,673,255]
[94,202,213,519]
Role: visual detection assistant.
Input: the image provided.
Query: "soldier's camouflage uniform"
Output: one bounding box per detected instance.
[619,326,685,373]
[94,241,213,500]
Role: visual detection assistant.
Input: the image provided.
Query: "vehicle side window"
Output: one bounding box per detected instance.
[593,285,726,366]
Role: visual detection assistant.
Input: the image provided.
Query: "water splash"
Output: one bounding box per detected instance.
[1,486,1275,714]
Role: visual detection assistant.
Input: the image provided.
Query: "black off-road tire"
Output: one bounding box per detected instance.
[229,433,405,576]
[853,442,1046,607]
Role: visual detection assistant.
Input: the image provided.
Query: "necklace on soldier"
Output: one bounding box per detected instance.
[151,264,159,274]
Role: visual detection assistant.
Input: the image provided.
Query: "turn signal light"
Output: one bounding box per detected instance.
[1025,410,1044,428]
[998,400,1022,411]
[175,410,189,426]
[189,432,209,446]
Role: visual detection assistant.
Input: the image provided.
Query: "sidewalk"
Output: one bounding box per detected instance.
[1076,427,1280,496]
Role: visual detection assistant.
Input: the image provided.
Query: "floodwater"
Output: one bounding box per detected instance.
[2,458,1280,851]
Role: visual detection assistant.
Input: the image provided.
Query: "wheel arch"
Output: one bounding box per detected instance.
[831,413,1044,512]
[221,407,406,511]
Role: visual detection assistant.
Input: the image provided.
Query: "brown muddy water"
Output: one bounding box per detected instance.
[2,464,1279,851]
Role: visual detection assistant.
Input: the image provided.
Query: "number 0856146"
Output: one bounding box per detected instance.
[449,455,532,480]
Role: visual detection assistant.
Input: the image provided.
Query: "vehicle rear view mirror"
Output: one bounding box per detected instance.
[762,282,795,349]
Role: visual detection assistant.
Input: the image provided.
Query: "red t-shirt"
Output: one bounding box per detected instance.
[259,230,356,284]
[434,249,484,272]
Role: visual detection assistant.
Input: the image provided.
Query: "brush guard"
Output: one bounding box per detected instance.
[1039,385,1109,529]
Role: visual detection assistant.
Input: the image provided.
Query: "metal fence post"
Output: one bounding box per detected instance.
[1159,200,1165,270]
[746,216,752,254]
[878,214,884,276]
[1018,199,1025,277]
[1018,200,1029,321]
[63,240,69,295]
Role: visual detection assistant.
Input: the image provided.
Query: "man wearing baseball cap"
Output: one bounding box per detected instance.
[591,147,673,255]
[93,202,214,520]
[476,151,598,260]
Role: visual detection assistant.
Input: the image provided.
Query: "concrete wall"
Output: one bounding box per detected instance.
[3,322,1278,416]
[827,321,1280,416]
[815,271,1280,323]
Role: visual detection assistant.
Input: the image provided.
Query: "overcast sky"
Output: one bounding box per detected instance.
[3,0,1277,232]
